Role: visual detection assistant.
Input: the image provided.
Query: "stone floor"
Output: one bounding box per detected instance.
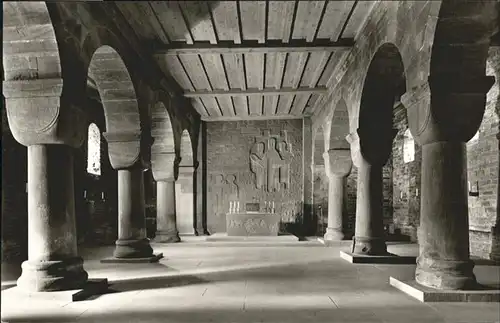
[2,240,500,323]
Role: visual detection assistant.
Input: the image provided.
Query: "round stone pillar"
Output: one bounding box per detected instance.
[114,166,154,258]
[323,149,352,241]
[154,180,180,243]
[176,165,196,236]
[151,152,181,243]
[402,74,494,289]
[416,141,476,289]
[17,145,88,292]
[347,130,394,255]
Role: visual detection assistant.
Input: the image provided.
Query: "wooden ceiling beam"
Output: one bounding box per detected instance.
[183,86,327,98]
[201,115,304,122]
[155,39,354,55]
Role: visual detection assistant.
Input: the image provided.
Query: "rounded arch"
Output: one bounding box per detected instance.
[151,101,176,154]
[328,98,350,151]
[2,2,61,81]
[86,45,140,134]
[431,2,497,80]
[359,43,406,136]
[179,129,194,166]
[79,26,149,136]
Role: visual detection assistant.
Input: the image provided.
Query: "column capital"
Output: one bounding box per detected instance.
[151,152,179,182]
[103,131,147,170]
[346,128,397,168]
[3,79,87,148]
[323,148,352,178]
[402,74,494,145]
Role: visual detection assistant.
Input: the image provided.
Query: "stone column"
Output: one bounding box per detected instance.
[3,78,88,291]
[17,145,88,291]
[347,129,395,255]
[151,152,180,243]
[176,165,196,235]
[402,74,494,289]
[155,180,180,242]
[103,131,155,259]
[323,149,352,241]
[114,166,153,258]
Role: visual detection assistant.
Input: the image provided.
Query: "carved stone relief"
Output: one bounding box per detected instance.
[249,130,293,192]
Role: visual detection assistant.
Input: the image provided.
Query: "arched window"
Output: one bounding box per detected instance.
[403,129,415,164]
[87,123,101,176]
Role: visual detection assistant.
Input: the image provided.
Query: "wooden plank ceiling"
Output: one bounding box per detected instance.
[116,1,376,121]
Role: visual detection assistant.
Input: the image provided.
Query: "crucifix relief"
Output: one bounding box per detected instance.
[249,130,293,192]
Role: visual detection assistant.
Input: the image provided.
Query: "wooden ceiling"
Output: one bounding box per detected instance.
[116,1,376,121]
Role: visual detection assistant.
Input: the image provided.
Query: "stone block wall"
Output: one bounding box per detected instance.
[391,106,422,241]
[206,120,303,234]
[466,47,500,259]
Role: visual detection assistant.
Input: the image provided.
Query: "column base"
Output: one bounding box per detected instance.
[340,250,416,264]
[390,277,500,302]
[16,257,88,292]
[101,253,163,264]
[352,236,388,255]
[324,228,345,241]
[415,258,477,290]
[154,231,181,243]
[112,238,154,259]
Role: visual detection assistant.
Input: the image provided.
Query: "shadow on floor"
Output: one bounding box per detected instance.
[0,305,457,323]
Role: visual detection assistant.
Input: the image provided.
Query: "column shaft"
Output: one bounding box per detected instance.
[353,161,387,255]
[113,168,153,258]
[154,180,180,242]
[324,175,345,240]
[17,145,88,292]
[416,141,476,289]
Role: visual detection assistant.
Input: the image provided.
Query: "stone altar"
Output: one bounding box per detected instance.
[226,213,280,236]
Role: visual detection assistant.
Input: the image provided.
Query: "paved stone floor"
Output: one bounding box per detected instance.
[2,240,500,323]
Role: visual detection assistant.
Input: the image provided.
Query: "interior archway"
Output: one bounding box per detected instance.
[358,43,407,236]
[87,45,141,134]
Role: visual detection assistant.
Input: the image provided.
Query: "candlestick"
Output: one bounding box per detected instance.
[237,201,240,213]
[229,201,233,214]
[101,192,104,200]
[84,190,87,198]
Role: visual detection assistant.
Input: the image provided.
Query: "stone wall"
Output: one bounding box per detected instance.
[206,120,303,234]
[391,105,421,241]
[466,47,500,259]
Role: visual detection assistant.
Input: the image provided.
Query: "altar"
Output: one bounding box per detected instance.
[226,212,281,236]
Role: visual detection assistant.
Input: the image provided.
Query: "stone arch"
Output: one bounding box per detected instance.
[420,1,499,143]
[179,129,194,166]
[151,101,176,155]
[86,45,140,134]
[358,43,406,156]
[2,2,61,81]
